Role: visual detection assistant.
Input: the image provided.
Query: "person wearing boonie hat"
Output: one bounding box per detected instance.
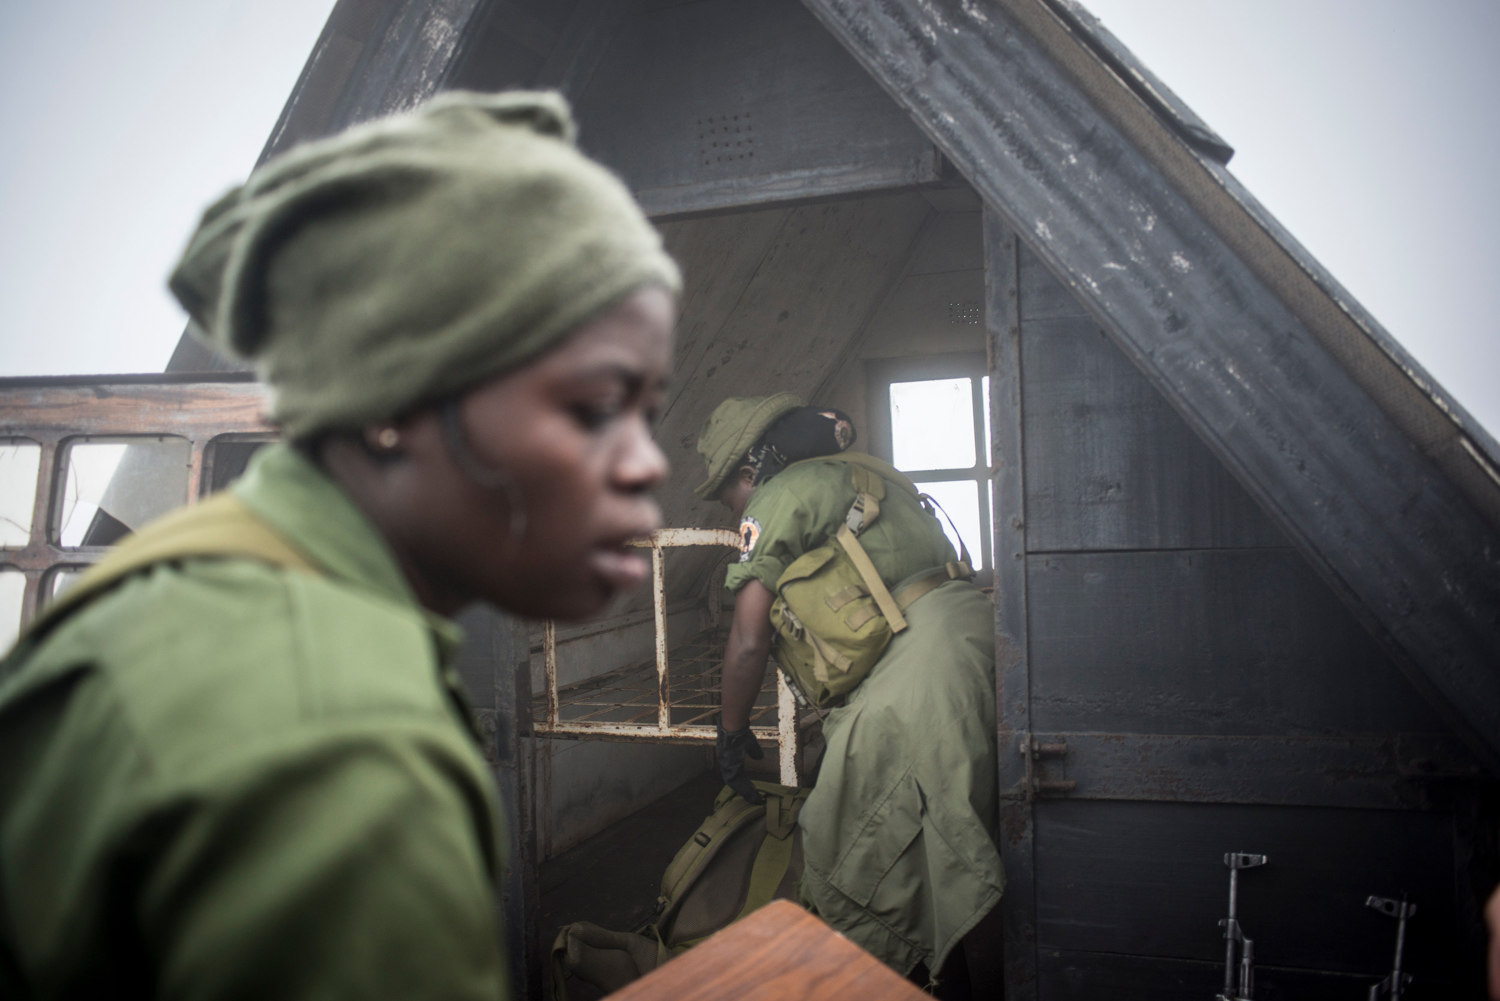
[0,90,678,1000]
[698,394,1003,987]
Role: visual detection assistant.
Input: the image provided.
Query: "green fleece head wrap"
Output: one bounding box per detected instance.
[694,393,804,499]
[169,90,681,440]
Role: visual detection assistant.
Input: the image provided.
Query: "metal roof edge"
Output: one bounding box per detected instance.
[1040,0,1235,165]
[1035,0,1500,524]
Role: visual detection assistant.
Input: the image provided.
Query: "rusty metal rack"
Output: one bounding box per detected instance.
[530,627,786,730]
[535,527,802,785]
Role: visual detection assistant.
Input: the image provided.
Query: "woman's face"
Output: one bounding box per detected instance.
[381,285,676,620]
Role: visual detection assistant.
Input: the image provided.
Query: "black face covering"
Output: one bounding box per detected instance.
[745,406,857,486]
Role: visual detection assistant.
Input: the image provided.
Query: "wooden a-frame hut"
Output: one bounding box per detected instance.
[150,0,1500,995]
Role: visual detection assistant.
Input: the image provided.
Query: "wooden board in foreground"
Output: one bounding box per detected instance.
[603,900,928,1001]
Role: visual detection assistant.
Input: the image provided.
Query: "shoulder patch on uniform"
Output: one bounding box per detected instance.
[737,517,761,563]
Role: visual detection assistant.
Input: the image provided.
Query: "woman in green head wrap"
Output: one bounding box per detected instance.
[171,88,682,620]
[0,91,678,1001]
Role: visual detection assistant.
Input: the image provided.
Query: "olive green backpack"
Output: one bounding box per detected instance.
[767,453,970,709]
[548,781,809,1000]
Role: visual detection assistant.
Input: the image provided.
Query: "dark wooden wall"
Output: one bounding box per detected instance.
[565,0,938,217]
[996,234,1490,997]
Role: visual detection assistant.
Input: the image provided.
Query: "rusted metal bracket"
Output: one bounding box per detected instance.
[1019,734,1074,800]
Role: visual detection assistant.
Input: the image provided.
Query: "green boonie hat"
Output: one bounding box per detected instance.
[169,90,680,440]
[694,393,804,500]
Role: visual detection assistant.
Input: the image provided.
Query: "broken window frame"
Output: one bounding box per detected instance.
[0,374,274,632]
[866,351,995,573]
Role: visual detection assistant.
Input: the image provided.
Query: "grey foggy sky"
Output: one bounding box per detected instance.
[0,0,1495,438]
[1083,0,1499,441]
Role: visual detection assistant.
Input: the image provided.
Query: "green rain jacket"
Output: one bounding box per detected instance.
[725,456,1003,977]
[0,445,508,1001]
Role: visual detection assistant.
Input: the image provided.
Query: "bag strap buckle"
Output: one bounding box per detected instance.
[845,491,883,534]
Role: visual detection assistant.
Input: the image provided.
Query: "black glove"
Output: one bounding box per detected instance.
[716,720,766,804]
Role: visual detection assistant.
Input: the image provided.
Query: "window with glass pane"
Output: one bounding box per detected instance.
[47,566,86,605]
[0,569,25,650]
[0,440,41,548]
[57,437,190,548]
[204,435,276,495]
[891,378,975,471]
[881,366,993,570]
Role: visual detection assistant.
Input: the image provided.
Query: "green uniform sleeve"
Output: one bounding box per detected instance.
[723,473,845,594]
[142,725,508,1001]
[722,460,959,597]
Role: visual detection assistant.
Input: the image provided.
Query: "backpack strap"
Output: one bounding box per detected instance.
[839,461,909,634]
[834,524,907,635]
[21,491,319,646]
[646,783,809,958]
[916,492,975,569]
[842,462,886,534]
[825,452,976,571]
[655,789,766,915]
[735,830,796,924]
[780,451,971,637]
[731,784,807,924]
[817,451,923,501]
[782,453,922,514]
[892,561,973,610]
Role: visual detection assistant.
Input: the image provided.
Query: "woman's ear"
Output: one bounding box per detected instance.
[737,465,757,489]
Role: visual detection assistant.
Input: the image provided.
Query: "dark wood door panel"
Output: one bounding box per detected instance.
[1035,948,1461,1001]
[1027,549,1446,736]
[1032,800,1469,982]
[1022,313,1283,553]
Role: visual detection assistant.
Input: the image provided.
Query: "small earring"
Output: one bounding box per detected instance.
[374,426,401,450]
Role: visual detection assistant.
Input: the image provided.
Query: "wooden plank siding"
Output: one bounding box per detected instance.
[993,238,1485,993]
[1021,313,1283,553]
[568,0,941,218]
[448,606,540,997]
[1025,549,1446,740]
[1033,800,1467,991]
[800,0,1500,778]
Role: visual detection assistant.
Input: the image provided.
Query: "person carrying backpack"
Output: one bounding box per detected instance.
[695,393,1004,987]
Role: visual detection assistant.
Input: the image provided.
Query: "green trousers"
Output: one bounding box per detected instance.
[798,579,1003,976]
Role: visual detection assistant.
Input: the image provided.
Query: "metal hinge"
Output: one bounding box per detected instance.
[1020,735,1074,800]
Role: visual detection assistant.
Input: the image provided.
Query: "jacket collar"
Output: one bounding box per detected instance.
[232,443,464,659]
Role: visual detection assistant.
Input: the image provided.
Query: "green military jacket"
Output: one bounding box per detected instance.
[724,454,956,596]
[0,445,508,1000]
[723,453,1002,976]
